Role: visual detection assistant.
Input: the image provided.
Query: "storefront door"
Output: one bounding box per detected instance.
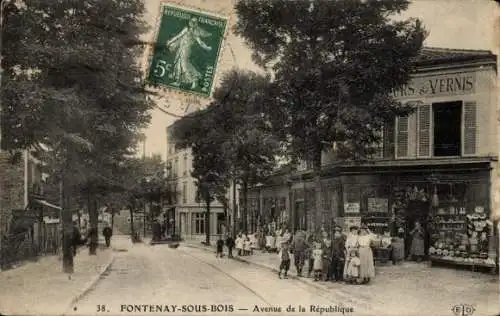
[405,200,430,257]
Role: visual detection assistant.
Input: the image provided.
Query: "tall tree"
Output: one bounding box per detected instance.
[213,70,280,232]
[2,0,153,265]
[235,0,426,231]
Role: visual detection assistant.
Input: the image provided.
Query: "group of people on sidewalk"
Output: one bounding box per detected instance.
[278,225,378,284]
[213,221,427,286]
[216,232,258,258]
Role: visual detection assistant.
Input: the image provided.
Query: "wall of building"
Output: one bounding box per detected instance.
[393,63,497,159]
[0,152,27,236]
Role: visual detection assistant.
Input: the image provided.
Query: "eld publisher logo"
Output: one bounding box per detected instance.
[452,304,476,316]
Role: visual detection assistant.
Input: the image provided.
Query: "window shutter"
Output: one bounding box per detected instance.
[396,116,409,158]
[383,120,395,159]
[463,101,477,155]
[417,104,431,157]
[372,129,383,159]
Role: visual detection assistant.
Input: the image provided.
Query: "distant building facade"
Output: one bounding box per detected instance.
[165,126,238,240]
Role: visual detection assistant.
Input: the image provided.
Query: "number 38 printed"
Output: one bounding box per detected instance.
[153,60,172,78]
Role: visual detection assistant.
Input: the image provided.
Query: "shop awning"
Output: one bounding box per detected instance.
[34,199,61,210]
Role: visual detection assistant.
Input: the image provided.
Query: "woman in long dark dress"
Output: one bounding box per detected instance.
[408,221,425,261]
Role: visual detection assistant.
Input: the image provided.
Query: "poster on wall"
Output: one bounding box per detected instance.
[343,217,362,231]
[147,4,228,97]
[367,198,389,213]
[344,202,360,214]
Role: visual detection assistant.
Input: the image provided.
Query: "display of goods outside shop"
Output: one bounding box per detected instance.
[428,203,495,267]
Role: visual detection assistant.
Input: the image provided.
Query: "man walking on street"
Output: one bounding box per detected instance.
[216,236,224,258]
[103,224,113,248]
[226,234,235,258]
[290,230,308,277]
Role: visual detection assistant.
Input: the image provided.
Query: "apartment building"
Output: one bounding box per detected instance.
[165,126,237,240]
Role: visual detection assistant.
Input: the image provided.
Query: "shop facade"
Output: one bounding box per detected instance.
[247,48,498,271]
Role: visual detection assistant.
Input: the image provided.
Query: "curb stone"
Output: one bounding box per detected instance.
[63,254,116,315]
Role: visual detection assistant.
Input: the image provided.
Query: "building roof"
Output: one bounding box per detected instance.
[414,47,496,66]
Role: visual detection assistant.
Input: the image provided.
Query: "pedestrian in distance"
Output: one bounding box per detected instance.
[311,241,323,281]
[343,226,359,280]
[358,225,376,284]
[235,233,243,256]
[344,249,361,285]
[306,233,315,277]
[321,231,333,281]
[243,234,252,256]
[102,223,113,248]
[331,226,346,282]
[290,230,308,277]
[216,236,224,258]
[278,241,291,279]
[391,229,405,264]
[225,234,235,258]
[408,221,425,262]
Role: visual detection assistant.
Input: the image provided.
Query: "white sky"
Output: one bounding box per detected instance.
[141,0,499,159]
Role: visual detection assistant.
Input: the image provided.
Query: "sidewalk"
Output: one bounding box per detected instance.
[184,241,500,316]
[0,239,116,316]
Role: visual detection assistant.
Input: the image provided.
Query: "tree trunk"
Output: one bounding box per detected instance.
[242,180,249,233]
[313,147,323,235]
[88,185,98,255]
[205,198,211,245]
[111,211,115,234]
[129,200,135,241]
[232,177,237,238]
[61,175,74,274]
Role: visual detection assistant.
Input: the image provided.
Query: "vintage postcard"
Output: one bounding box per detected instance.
[0,1,499,316]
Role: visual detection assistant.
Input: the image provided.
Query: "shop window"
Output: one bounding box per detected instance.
[194,213,205,234]
[433,101,462,157]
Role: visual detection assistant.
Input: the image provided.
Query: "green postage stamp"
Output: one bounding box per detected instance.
[147,4,228,97]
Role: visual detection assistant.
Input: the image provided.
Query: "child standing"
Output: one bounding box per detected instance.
[311,242,323,281]
[216,236,224,258]
[235,234,243,256]
[278,241,291,279]
[345,249,361,284]
[243,235,251,256]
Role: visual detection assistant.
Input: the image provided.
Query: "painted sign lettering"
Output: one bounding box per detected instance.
[391,73,475,99]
